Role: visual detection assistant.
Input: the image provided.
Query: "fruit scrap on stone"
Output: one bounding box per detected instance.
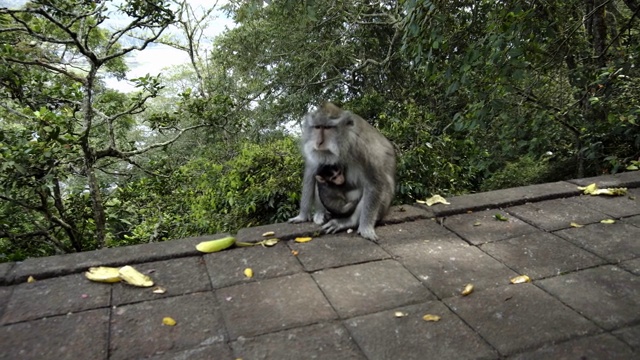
[494,213,508,221]
[422,314,441,322]
[510,275,531,284]
[294,237,313,243]
[244,268,253,278]
[259,238,279,247]
[461,283,474,296]
[578,183,627,196]
[416,195,450,206]
[195,236,236,253]
[119,265,154,287]
[85,265,155,287]
[162,317,177,326]
[262,231,275,237]
[85,267,122,283]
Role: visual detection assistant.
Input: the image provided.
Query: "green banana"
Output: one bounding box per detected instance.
[196,236,236,253]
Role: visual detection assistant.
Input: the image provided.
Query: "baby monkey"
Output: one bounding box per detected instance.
[315,164,361,217]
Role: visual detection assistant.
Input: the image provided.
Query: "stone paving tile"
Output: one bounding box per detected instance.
[444,209,539,245]
[312,260,434,318]
[216,273,337,339]
[204,242,303,288]
[385,237,518,299]
[569,189,640,218]
[554,222,640,262]
[421,181,580,217]
[0,262,14,285]
[507,198,609,231]
[289,234,390,272]
[0,286,12,319]
[508,333,635,360]
[375,218,461,243]
[236,221,321,243]
[380,204,434,224]
[444,284,598,356]
[568,171,640,188]
[148,343,234,360]
[112,256,211,306]
[479,232,605,279]
[623,214,640,227]
[231,322,366,360]
[613,324,640,350]
[236,206,433,244]
[109,292,226,360]
[536,265,640,330]
[7,235,223,284]
[0,308,110,360]
[620,258,640,275]
[344,300,498,360]
[1,273,111,325]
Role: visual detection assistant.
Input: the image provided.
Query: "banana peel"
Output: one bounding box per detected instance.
[85,265,154,287]
[578,183,627,196]
[85,266,122,283]
[118,265,154,287]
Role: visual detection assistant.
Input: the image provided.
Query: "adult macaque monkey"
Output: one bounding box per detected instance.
[315,164,360,217]
[288,102,396,242]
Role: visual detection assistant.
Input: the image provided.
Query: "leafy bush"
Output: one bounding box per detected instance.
[115,136,303,244]
[480,156,554,191]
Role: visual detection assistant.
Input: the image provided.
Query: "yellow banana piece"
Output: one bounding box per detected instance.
[85,266,122,283]
[195,236,236,253]
[118,265,154,287]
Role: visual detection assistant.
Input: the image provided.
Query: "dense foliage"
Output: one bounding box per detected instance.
[1,0,638,260]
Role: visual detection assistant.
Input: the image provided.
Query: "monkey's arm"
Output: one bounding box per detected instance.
[288,164,323,223]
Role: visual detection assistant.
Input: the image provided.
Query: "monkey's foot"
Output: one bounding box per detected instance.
[357,226,379,243]
[288,214,309,223]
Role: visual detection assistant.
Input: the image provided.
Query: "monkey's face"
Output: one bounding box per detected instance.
[302,103,357,165]
[328,169,345,185]
[316,165,345,186]
[312,125,337,152]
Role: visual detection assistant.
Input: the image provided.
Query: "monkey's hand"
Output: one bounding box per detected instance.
[312,211,327,225]
[322,217,357,234]
[288,214,309,223]
[357,226,379,243]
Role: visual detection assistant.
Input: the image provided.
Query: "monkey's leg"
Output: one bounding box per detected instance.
[356,187,384,242]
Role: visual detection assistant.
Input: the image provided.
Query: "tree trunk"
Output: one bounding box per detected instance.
[82,67,107,248]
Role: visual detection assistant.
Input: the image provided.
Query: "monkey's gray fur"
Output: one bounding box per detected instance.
[288,102,396,242]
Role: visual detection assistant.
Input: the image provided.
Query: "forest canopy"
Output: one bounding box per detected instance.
[1,0,639,261]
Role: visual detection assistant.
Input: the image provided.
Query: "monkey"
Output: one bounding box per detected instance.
[315,164,361,217]
[288,102,396,242]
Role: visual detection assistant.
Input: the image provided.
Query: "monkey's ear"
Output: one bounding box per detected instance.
[343,112,355,126]
[320,102,343,119]
[315,175,326,183]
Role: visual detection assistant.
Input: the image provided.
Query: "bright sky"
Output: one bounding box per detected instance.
[104,0,234,92]
[0,0,233,93]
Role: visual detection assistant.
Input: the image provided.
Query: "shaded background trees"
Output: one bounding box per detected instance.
[1,0,638,260]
